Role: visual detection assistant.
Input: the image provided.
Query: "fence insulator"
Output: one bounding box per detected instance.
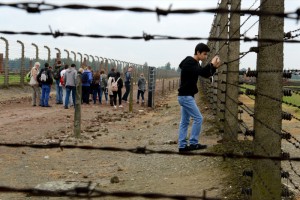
[219,109,225,113]
[284,31,292,39]
[220,101,225,104]
[246,70,258,77]
[238,110,244,114]
[283,89,292,96]
[241,188,252,195]
[243,170,253,177]
[245,130,255,137]
[281,132,291,140]
[221,90,226,94]
[245,89,257,96]
[281,188,290,198]
[249,47,259,53]
[238,130,243,134]
[282,112,292,121]
[281,171,290,179]
[219,130,224,133]
[238,119,244,123]
[283,71,292,79]
[239,91,244,95]
[221,80,226,84]
[238,101,244,106]
[281,152,290,160]
[219,119,225,122]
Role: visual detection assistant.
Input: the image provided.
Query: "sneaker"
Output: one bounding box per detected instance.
[189,144,207,151]
[44,105,52,107]
[136,101,139,104]
[119,105,123,108]
[178,146,190,153]
[114,105,117,109]
[64,106,68,109]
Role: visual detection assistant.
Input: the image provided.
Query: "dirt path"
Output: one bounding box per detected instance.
[0,83,225,200]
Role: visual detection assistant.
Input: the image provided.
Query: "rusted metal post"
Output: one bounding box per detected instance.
[74,73,82,138]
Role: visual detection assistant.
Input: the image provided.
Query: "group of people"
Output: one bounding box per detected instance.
[28,61,147,109]
[28,42,221,154]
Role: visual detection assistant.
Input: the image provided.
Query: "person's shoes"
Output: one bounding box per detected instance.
[114,105,117,109]
[178,146,190,153]
[32,105,36,107]
[136,101,139,104]
[64,106,68,109]
[39,104,43,107]
[189,144,207,151]
[119,105,123,108]
[44,105,52,107]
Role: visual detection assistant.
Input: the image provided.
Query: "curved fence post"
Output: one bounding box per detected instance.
[17,40,25,86]
[64,49,70,65]
[31,43,39,61]
[44,45,51,64]
[77,52,82,68]
[0,37,9,87]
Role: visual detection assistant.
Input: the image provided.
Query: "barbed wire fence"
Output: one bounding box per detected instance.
[0,0,300,199]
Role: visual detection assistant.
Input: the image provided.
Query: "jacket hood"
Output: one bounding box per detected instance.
[179,56,197,69]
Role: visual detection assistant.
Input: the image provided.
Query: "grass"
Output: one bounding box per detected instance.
[0,74,23,85]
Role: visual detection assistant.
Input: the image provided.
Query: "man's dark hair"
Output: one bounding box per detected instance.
[64,64,69,69]
[44,63,49,68]
[71,63,76,68]
[194,43,210,55]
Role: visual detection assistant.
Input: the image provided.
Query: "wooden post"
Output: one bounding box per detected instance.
[173,80,175,90]
[129,77,133,112]
[74,73,82,138]
[251,0,284,199]
[162,79,165,95]
[216,0,228,130]
[0,37,9,87]
[0,53,3,74]
[224,0,240,141]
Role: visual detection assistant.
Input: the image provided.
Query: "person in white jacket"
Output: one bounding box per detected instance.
[29,62,41,106]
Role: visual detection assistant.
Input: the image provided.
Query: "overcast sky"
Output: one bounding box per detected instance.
[0,0,299,70]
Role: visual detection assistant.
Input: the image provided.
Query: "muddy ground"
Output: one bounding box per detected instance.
[1,80,300,200]
[0,80,227,200]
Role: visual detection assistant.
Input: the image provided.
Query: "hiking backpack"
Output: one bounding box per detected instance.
[40,70,48,83]
[111,77,120,92]
[81,72,89,84]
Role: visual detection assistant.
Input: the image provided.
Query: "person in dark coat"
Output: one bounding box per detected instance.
[178,43,221,153]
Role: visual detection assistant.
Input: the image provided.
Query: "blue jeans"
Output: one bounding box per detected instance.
[92,85,100,103]
[122,83,130,101]
[178,96,203,148]
[65,86,76,108]
[99,87,108,103]
[55,79,63,103]
[41,84,51,106]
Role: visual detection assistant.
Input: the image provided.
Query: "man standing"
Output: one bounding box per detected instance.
[122,66,133,102]
[37,63,53,107]
[64,63,77,109]
[53,60,63,104]
[178,43,221,153]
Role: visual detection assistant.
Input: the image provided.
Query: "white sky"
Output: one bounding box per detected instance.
[0,0,299,70]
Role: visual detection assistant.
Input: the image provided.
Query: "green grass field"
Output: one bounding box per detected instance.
[0,74,24,85]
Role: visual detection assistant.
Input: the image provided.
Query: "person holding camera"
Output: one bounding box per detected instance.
[177,43,221,153]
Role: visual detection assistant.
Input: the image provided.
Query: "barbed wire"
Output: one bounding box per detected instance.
[2,31,300,44]
[0,185,220,200]
[0,2,298,19]
[1,142,300,161]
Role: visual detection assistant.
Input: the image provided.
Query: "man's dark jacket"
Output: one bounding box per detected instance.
[178,56,216,97]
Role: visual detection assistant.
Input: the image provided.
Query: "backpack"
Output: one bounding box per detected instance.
[60,74,65,86]
[81,72,89,84]
[25,71,31,82]
[40,70,48,83]
[53,67,61,80]
[111,77,120,92]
